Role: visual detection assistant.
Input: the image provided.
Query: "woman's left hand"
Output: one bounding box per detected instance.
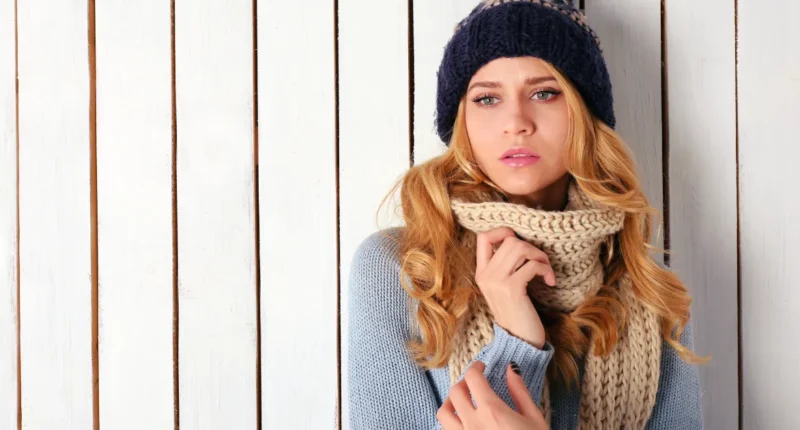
[437,361,549,430]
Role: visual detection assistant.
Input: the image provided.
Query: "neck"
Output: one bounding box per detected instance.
[507,174,571,211]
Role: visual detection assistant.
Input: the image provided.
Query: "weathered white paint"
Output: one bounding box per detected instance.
[412,0,476,165]
[96,2,174,429]
[665,1,739,429]
[17,1,94,428]
[257,1,338,428]
[586,0,664,259]
[0,0,18,427]
[175,1,258,428]
[4,2,800,429]
[739,1,800,428]
[338,0,411,427]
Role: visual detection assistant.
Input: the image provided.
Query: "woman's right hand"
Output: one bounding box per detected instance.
[475,227,556,349]
[437,361,550,430]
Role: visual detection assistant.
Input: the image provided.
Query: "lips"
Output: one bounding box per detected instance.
[501,155,539,167]
[500,147,540,159]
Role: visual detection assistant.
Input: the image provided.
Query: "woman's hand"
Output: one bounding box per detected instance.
[475,227,555,348]
[437,361,549,430]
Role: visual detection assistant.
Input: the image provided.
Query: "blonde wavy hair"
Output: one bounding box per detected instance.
[378,61,708,387]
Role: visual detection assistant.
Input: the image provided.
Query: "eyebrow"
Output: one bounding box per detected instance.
[467,76,556,93]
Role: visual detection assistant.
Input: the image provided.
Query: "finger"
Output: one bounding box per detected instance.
[463,361,498,407]
[506,363,548,425]
[511,243,552,273]
[522,243,551,266]
[476,227,516,274]
[485,238,551,276]
[448,379,477,421]
[436,398,463,430]
[509,258,556,286]
[484,235,520,273]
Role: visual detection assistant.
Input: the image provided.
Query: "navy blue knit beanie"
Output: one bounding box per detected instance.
[435,0,614,145]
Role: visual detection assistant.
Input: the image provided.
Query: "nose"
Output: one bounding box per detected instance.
[503,99,535,136]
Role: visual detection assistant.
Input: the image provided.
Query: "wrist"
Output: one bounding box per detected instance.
[494,318,545,349]
[490,300,546,348]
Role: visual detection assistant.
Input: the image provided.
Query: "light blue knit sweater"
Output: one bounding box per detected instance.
[347,227,703,429]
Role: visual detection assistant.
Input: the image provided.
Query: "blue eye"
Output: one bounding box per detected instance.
[472,95,499,106]
[471,89,562,108]
[532,90,560,101]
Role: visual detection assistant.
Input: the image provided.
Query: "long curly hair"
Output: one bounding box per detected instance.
[377,61,708,387]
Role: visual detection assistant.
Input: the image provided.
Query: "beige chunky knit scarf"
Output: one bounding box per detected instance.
[447,181,662,429]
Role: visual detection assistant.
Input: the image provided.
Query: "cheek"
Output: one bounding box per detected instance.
[465,111,495,165]
[536,111,570,159]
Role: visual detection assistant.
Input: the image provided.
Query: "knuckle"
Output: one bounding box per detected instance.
[492,226,514,235]
[528,260,544,270]
[502,235,518,244]
[528,246,549,262]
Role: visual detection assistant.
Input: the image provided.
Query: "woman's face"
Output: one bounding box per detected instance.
[464,57,570,207]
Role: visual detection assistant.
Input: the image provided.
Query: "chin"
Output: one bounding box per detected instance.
[497,181,546,198]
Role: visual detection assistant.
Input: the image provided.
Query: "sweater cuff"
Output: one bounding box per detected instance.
[472,323,554,407]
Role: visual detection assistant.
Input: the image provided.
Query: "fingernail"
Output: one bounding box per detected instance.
[510,361,521,375]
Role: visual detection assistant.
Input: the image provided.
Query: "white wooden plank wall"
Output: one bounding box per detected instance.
[585,0,664,259]
[175,0,258,428]
[0,0,18,428]
[412,1,476,165]
[738,0,800,428]
[96,1,175,429]
[1,1,799,429]
[17,1,94,428]
[257,1,339,428]
[666,0,739,428]
[338,0,411,428]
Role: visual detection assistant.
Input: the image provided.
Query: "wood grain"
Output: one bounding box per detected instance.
[338,0,411,427]
[412,0,476,165]
[257,0,338,428]
[0,0,18,427]
[95,1,174,428]
[738,0,800,428]
[585,0,665,260]
[665,0,739,428]
[175,0,258,428]
[17,0,93,427]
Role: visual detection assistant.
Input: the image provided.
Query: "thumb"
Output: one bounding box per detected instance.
[506,362,547,424]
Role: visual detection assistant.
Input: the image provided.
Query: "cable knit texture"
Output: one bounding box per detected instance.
[449,181,661,429]
[347,226,703,429]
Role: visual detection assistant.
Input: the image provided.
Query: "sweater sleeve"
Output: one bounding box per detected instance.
[646,319,704,429]
[456,322,554,408]
[346,229,554,430]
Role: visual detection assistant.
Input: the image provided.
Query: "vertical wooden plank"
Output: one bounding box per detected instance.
[257,1,338,428]
[585,0,664,258]
[739,1,800,428]
[17,0,93,428]
[0,0,18,427]
[175,1,258,428]
[412,0,475,165]
[338,0,410,427]
[665,1,738,428]
[95,1,174,428]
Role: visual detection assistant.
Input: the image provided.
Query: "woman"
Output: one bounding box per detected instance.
[347,1,707,428]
